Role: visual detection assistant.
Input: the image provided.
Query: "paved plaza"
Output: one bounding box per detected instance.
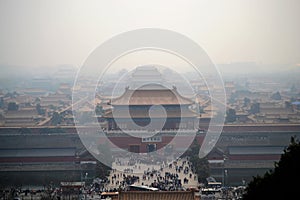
[105,157,199,191]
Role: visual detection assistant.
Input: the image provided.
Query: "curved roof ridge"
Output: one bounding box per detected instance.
[109,85,194,106]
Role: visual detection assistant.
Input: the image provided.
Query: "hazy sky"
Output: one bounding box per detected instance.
[0,0,299,69]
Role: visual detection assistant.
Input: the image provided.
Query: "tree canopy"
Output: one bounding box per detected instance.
[181,139,210,183]
[36,103,45,115]
[250,102,260,114]
[0,97,4,108]
[226,108,236,123]
[243,137,300,199]
[7,102,18,111]
[95,104,104,116]
[271,91,282,100]
[50,112,62,125]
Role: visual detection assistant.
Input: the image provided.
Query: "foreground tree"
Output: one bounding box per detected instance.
[182,139,210,183]
[95,161,111,180]
[96,142,112,179]
[243,137,300,199]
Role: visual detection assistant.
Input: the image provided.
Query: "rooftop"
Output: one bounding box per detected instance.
[118,191,195,200]
[104,109,198,118]
[110,85,194,106]
[228,146,285,155]
[0,148,76,158]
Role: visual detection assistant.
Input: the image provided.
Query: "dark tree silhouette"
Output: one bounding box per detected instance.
[243,97,251,107]
[95,104,104,116]
[36,103,45,115]
[95,161,111,179]
[229,92,237,104]
[226,108,236,123]
[271,91,282,100]
[182,139,210,183]
[250,102,260,114]
[0,97,4,108]
[7,102,18,111]
[50,112,62,125]
[243,137,300,199]
[95,142,112,180]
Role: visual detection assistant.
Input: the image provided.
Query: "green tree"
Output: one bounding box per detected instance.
[34,97,41,103]
[95,104,104,116]
[285,101,291,109]
[0,97,4,108]
[49,104,56,110]
[228,92,237,104]
[7,102,18,111]
[250,102,260,114]
[196,104,204,114]
[271,91,282,100]
[225,108,236,123]
[95,142,112,179]
[95,161,111,179]
[182,139,210,183]
[243,137,300,199]
[243,97,251,107]
[36,103,45,115]
[50,112,62,125]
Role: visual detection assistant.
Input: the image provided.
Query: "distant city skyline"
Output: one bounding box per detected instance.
[0,0,300,72]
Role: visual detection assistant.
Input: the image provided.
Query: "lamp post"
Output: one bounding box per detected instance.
[222,156,226,187]
[84,172,88,200]
[224,169,228,187]
[85,172,88,183]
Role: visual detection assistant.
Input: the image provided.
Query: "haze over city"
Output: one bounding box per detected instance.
[0,1,300,199]
[1,0,300,71]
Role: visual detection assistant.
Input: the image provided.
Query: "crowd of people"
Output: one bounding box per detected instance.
[104,157,198,191]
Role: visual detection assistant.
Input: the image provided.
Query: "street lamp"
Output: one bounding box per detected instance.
[222,156,227,187]
[84,172,88,200]
[85,173,88,184]
[224,169,228,187]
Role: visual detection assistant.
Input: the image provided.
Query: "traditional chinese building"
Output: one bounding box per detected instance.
[104,84,199,131]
